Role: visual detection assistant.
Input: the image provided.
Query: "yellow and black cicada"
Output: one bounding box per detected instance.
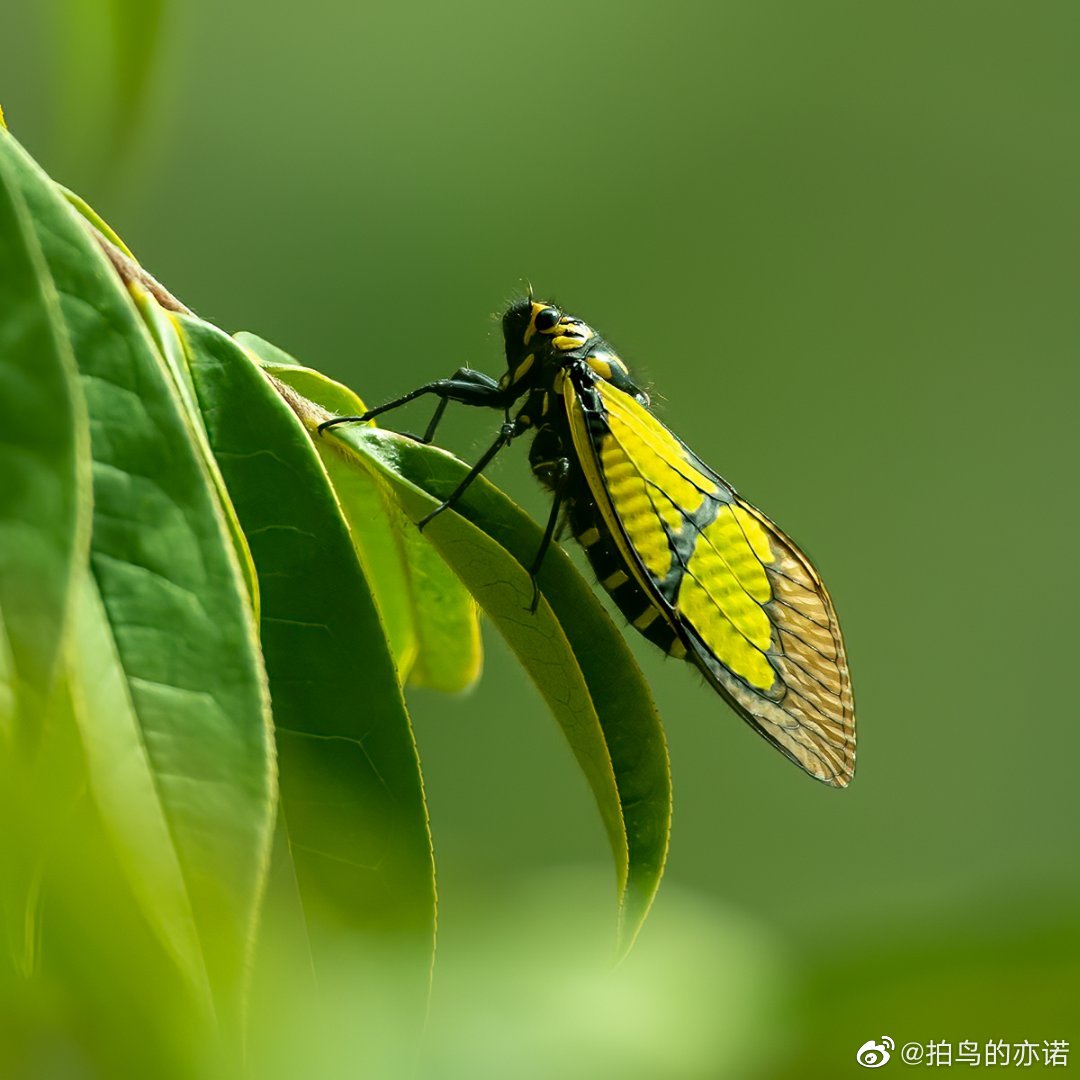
[320,298,855,787]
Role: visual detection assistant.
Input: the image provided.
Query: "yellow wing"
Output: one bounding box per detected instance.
[564,368,855,787]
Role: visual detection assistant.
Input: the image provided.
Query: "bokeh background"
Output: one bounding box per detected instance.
[3,1,1078,1076]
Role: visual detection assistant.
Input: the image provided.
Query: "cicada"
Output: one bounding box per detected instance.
[320,298,855,786]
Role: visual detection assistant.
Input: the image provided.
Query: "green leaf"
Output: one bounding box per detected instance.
[65,572,210,998]
[135,293,261,616]
[0,130,90,736]
[177,317,436,1030]
[393,515,482,693]
[233,331,303,369]
[0,131,276,1011]
[324,423,672,953]
[248,347,482,694]
[58,184,135,258]
[248,356,418,672]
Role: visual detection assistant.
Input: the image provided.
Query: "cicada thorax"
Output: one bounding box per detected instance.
[527,415,684,658]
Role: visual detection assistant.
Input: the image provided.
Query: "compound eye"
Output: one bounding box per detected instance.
[535,307,560,332]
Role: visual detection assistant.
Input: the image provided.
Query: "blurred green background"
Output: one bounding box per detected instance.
[3,1,1077,1075]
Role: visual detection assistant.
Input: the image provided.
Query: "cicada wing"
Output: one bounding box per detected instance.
[564,368,855,786]
[681,492,855,786]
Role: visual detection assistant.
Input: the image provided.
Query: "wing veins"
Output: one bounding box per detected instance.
[601,391,718,497]
[770,594,832,630]
[645,479,772,616]
[779,680,848,736]
[768,564,822,596]
[778,624,836,664]
[626,475,772,660]
[774,642,844,698]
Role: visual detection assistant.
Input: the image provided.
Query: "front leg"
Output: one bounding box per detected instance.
[316,367,514,436]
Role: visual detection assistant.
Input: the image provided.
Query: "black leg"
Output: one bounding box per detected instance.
[415,397,450,444]
[417,419,517,529]
[527,459,571,613]
[411,369,502,443]
[316,368,509,436]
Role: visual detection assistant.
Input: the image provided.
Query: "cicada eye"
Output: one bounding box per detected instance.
[535,307,561,332]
